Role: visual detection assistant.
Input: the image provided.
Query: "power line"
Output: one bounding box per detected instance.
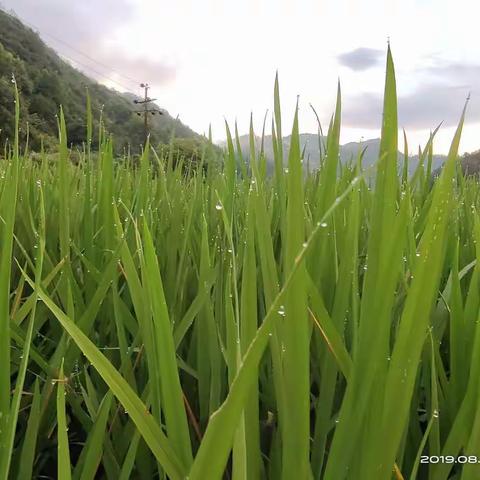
[1,6,167,131]
[26,25,142,87]
[57,51,136,94]
[1,6,143,89]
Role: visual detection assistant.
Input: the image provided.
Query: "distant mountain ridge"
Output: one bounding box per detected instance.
[230,133,447,174]
[0,8,199,151]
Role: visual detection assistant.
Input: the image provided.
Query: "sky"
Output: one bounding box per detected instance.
[1,0,480,154]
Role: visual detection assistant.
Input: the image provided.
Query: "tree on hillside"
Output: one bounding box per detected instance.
[461,150,480,176]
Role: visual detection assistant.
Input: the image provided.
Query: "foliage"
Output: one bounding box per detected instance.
[156,137,221,170]
[460,150,480,176]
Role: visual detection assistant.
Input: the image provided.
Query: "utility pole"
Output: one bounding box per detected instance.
[133,83,163,143]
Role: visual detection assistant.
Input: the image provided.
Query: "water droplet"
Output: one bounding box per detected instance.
[215,203,223,211]
[277,305,286,316]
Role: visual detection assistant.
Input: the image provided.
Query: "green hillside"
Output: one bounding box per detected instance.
[0,8,198,151]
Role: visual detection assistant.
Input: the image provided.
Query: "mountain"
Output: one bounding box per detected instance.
[0,8,198,151]
[232,133,447,174]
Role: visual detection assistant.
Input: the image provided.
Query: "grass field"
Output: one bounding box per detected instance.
[1,47,479,480]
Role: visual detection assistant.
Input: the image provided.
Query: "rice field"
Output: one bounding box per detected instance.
[1,47,479,480]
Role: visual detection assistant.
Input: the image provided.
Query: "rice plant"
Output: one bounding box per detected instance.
[0,47,479,480]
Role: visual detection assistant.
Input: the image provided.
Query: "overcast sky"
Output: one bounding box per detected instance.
[2,0,479,153]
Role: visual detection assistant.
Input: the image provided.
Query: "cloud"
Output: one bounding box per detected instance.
[422,62,480,89]
[93,51,176,87]
[1,0,176,90]
[343,61,480,129]
[2,0,133,48]
[337,47,384,71]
